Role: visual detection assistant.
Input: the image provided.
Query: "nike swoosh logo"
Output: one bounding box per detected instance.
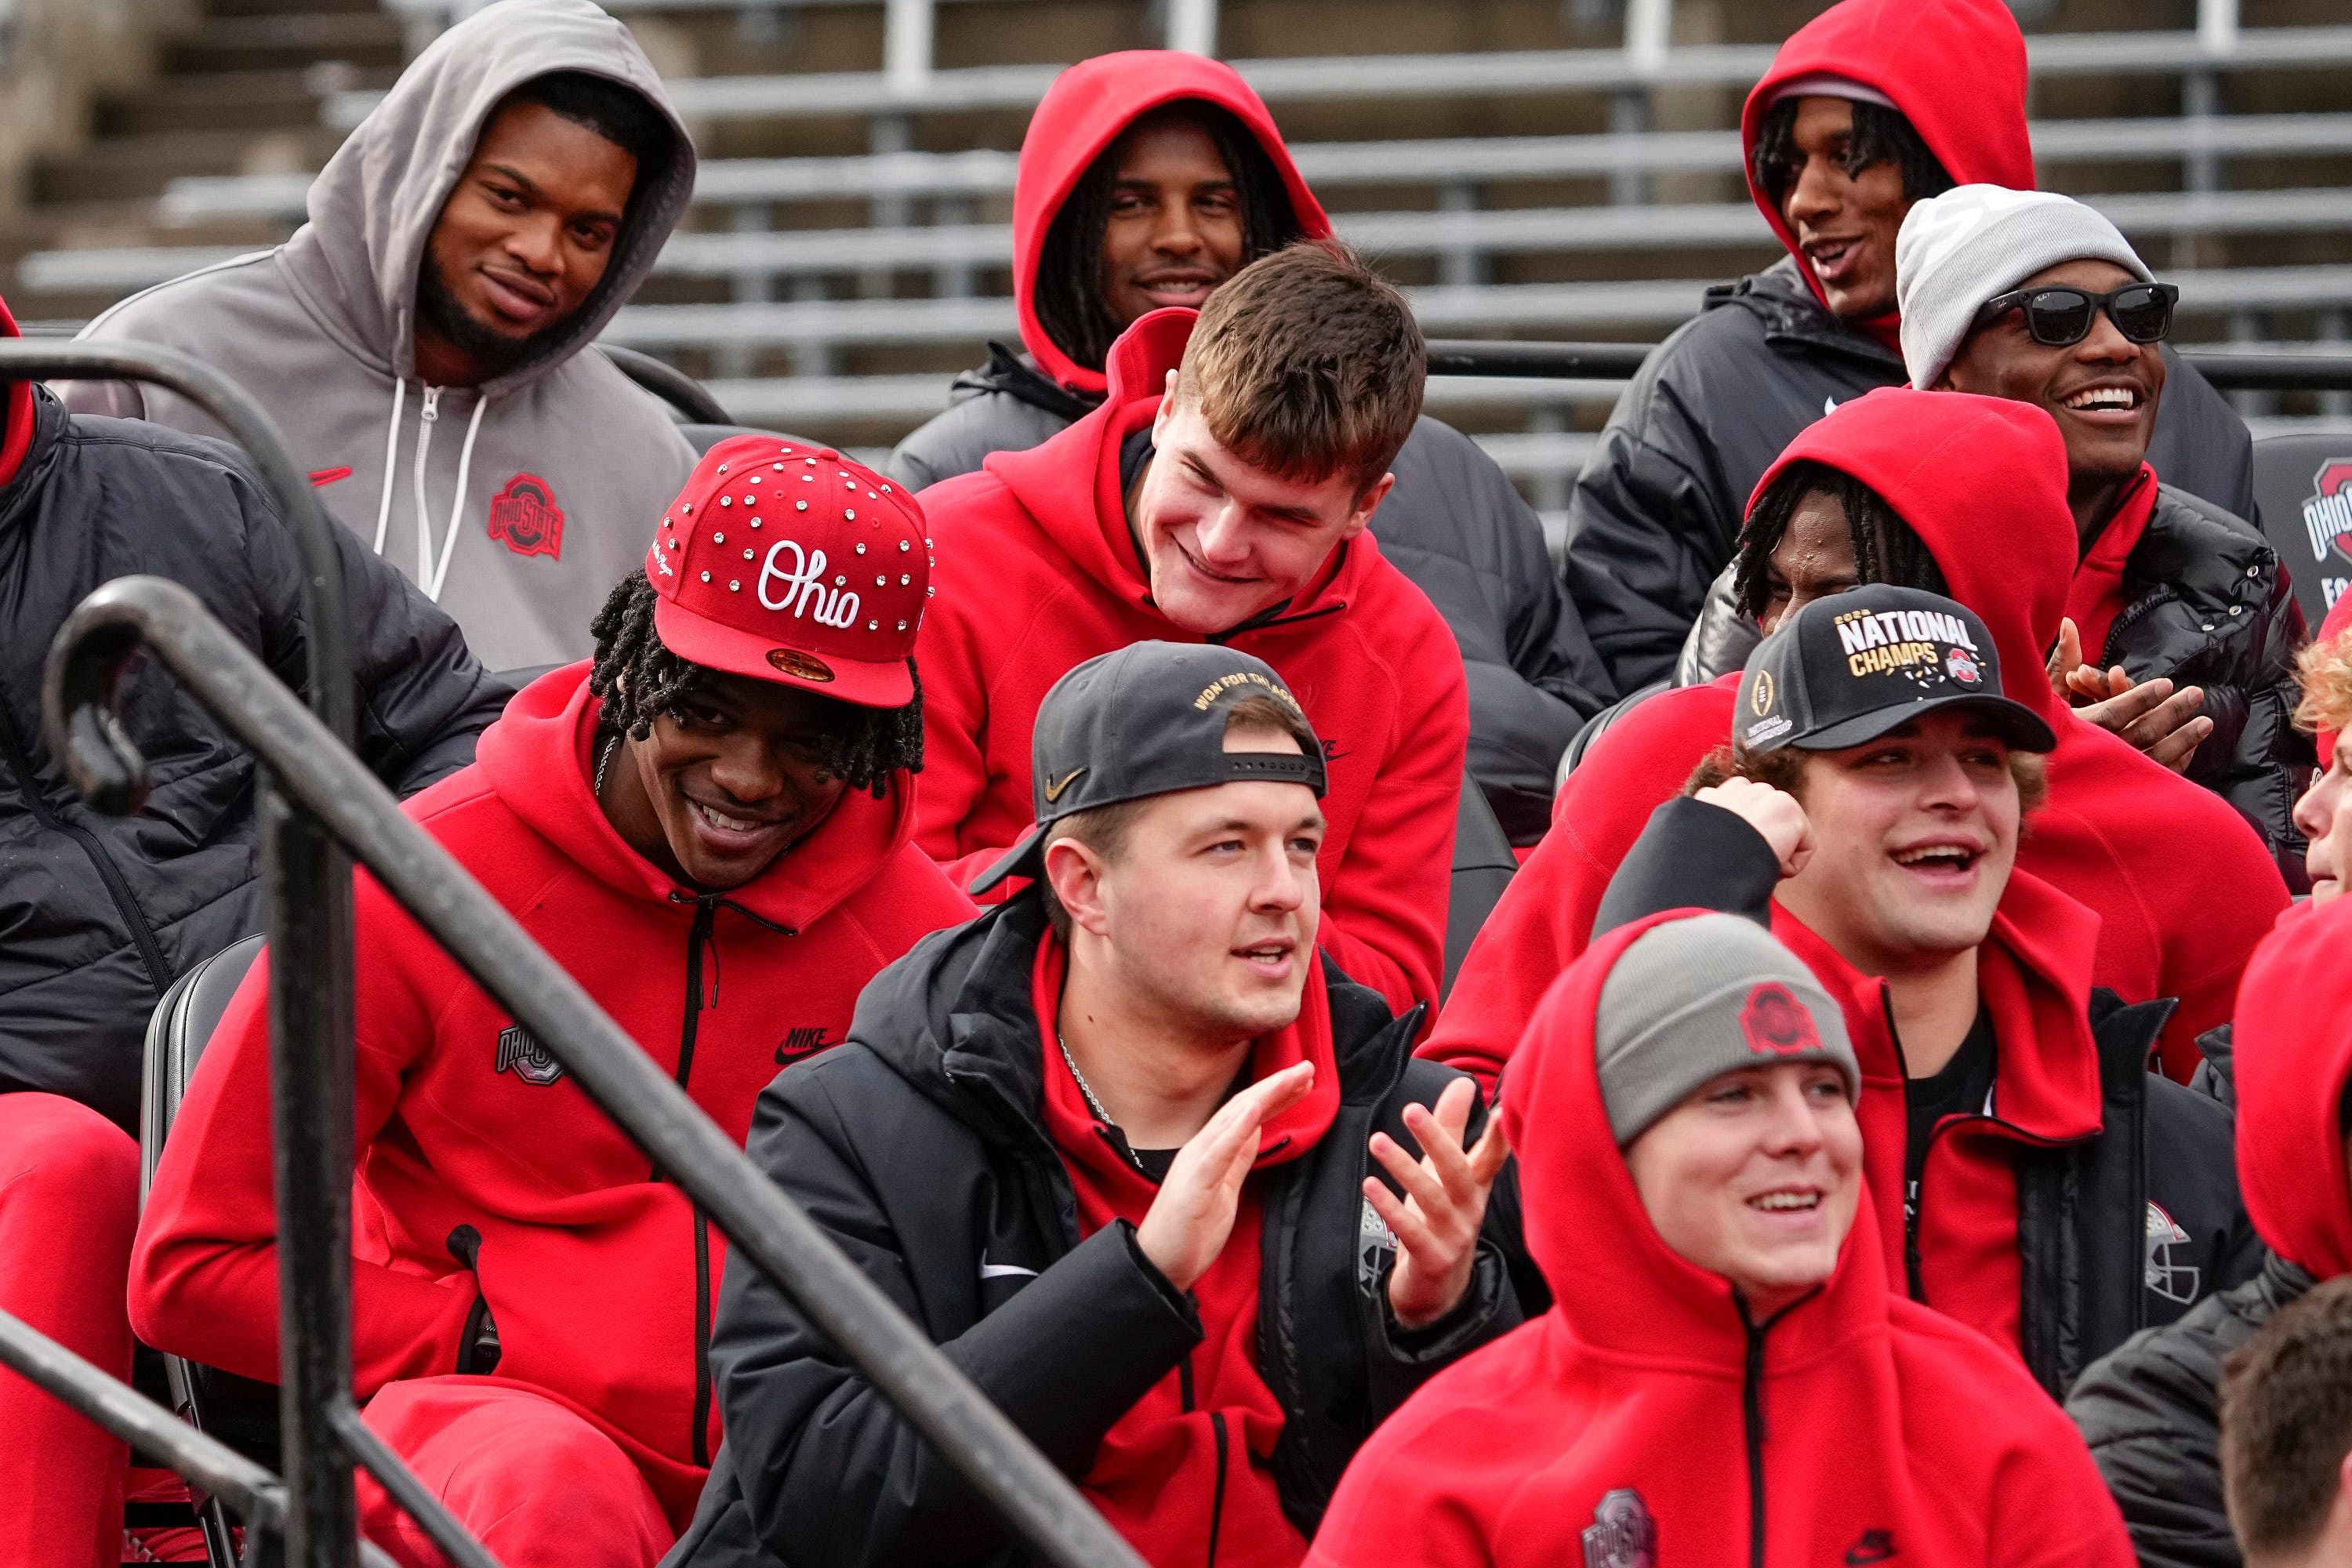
[979,1260,1039,1281]
[1042,768,1085,804]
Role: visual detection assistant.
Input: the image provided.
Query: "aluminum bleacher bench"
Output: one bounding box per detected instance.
[56,182,2352,300]
[151,108,2352,232]
[313,24,2352,131]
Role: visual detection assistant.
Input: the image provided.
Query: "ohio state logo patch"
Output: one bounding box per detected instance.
[487,474,564,561]
[1581,1488,1657,1568]
[1740,982,1820,1057]
[495,1024,563,1087]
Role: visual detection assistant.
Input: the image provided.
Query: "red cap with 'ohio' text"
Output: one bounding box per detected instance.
[644,434,931,708]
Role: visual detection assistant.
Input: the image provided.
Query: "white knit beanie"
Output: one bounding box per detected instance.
[1895,184,2153,391]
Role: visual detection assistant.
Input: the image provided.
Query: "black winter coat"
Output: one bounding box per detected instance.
[2067,1251,2315,1568]
[1561,256,2259,695]
[667,897,1521,1568]
[1671,482,2310,872]
[888,350,1615,842]
[0,390,506,1127]
[1597,796,2265,1396]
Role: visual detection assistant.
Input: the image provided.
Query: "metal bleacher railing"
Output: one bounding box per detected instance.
[0,339,1149,1568]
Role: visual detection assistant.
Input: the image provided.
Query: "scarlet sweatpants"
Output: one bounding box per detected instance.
[0,1093,140,1568]
[356,1377,674,1568]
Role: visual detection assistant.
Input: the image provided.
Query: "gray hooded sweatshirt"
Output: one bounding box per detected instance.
[64,0,698,673]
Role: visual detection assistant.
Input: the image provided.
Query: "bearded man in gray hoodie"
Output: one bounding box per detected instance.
[66,0,699,672]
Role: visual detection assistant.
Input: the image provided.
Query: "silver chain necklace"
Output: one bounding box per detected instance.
[593,734,620,796]
[1055,1029,1113,1125]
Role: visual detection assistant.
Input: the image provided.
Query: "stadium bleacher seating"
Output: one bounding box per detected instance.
[14,0,2352,542]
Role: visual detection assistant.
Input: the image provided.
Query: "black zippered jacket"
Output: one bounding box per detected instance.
[666,897,1521,1568]
[1596,797,2262,1396]
[1672,481,2309,875]
[888,349,1615,843]
[1560,256,2258,695]
[0,390,505,1127]
[2065,1251,2313,1568]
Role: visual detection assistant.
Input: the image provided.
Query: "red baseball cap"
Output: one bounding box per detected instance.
[644,435,931,708]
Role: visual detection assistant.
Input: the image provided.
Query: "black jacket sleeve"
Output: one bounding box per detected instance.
[242,466,504,796]
[713,1069,1200,1568]
[1592,796,1782,937]
[1560,368,1743,695]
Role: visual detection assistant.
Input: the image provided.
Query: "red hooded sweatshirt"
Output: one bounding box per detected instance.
[1033,934,1340,1567]
[1425,390,2285,1088]
[1741,0,2034,330]
[130,666,974,1526]
[0,294,37,491]
[1308,912,2132,1568]
[2233,895,2352,1283]
[1773,879,2108,1357]
[1011,52,1330,397]
[913,311,1468,1017]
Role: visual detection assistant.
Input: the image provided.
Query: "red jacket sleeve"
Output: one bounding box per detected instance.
[2151,803,2288,1076]
[1316,616,1467,1020]
[1421,686,1726,1090]
[129,879,481,1396]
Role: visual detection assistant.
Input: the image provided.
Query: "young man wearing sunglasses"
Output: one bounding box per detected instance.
[1897,185,2309,876]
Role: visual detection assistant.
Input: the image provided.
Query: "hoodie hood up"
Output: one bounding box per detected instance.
[476,664,921,935]
[1740,0,2033,315]
[1012,51,1330,395]
[0,292,31,492]
[1505,911,1890,1365]
[2234,896,2352,1279]
[283,0,696,394]
[1752,387,2074,728]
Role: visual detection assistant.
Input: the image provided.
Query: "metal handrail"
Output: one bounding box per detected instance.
[1422,338,2352,394]
[42,574,1150,1568]
[0,341,352,744]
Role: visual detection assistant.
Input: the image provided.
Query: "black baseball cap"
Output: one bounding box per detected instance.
[1734,586,2056,755]
[969,641,1327,896]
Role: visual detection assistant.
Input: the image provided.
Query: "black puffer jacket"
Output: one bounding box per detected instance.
[889,350,1615,842]
[1672,481,2310,871]
[2066,1252,2314,1568]
[668,897,1520,1568]
[1561,256,2259,695]
[0,390,506,1127]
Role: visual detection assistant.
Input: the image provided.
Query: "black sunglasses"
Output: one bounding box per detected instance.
[1972,281,2180,347]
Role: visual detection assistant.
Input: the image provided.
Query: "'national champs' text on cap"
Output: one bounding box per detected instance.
[644,434,931,708]
[1737,585,2056,756]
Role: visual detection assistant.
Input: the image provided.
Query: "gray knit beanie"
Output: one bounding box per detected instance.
[1896,184,2153,391]
[1595,913,1859,1147]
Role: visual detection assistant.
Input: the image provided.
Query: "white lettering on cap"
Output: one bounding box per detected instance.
[758,539,860,629]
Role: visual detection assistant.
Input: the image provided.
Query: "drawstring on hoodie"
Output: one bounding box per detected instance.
[372,380,491,604]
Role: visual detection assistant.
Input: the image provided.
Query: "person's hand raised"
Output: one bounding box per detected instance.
[2049,616,2209,773]
[1136,1062,1315,1293]
[1368,1076,1511,1330]
[1695,777,1814,877]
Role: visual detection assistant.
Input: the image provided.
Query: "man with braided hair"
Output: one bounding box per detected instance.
[132,437,972,1568]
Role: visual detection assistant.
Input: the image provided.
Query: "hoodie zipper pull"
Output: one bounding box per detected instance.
[419,385,442,425]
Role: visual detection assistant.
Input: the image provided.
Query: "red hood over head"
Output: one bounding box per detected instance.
[0,292,33,492]
[1503,910,1889,1367]
[1740,0,2034,313]
[1751,387,2074,726]
[1012,51,1330,394]
[2235,898,2352,1279]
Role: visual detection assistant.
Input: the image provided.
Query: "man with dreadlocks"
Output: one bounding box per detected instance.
[131,437,972,1568]
[1561,0,2253,697]
[887,50,1610,844]
[1428,390,2284,1094]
